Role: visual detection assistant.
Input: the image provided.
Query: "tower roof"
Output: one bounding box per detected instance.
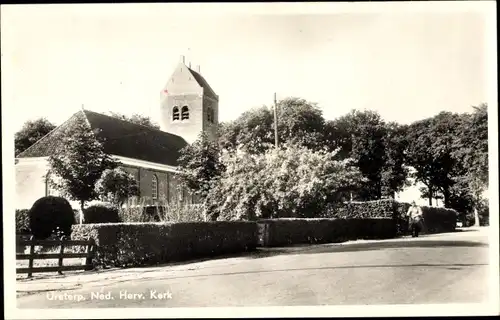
[186,66,218,100]
[17,110,189,167]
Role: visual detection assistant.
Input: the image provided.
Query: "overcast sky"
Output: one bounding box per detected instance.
[1,2,495,132]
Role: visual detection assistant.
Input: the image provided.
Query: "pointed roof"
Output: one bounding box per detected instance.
[186,66,218,100]
[17,110,189,167]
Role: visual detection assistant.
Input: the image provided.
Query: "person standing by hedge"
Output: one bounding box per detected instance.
[407,201,424,237]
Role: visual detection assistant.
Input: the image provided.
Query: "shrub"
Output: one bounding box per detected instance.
[420,206,457,233]
[327,200,396,219]
[206,143,364,221]
[72,221,258,268]
[16,209,31,234]
[257,218,396,247]
[29,196,76,239]
[84,204,121,224]
[119,197,206,223]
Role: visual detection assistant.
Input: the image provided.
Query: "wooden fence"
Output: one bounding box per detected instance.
[16,236,96,278]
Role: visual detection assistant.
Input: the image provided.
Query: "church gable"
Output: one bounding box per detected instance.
[162,61,204,97]
[161,58,218,101]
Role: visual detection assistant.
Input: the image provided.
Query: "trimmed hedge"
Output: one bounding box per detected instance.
[29,196,76,239]
[71,221,258,267]
[420,206,457,234]
[84,204,121,224]
[257,218,396,247]
[327,199,457,236]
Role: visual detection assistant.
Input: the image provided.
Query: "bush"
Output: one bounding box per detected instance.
[119,198,206,223]
[16,209,31,234]
[206,143,364,221]
[84,204,121,224]
[257,218,396,247]
[420,206,457,233]
[325,199,459,236]
[29,196,76,239]
[71,221,258,268]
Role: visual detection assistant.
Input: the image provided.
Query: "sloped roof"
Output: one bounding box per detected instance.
[187,67,218,100]
[17,110,188,167]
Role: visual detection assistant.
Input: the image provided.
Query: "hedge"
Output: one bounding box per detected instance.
[326,199,457,236]
[84,204,121,224]
[257,217,396,247]
[71,221,258,268]
[420,206,457,234]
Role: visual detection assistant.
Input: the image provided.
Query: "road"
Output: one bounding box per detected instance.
[16,228,491,308]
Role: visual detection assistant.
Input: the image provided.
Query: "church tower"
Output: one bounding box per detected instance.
[160,56,219,144]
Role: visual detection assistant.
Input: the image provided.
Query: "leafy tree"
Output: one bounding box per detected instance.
[15,118,56,155]
[218,106,274,154]
[109,112,161,129]
[218,97,326,154]
[95,168,139,208]
[178,131,226,200]
[328,110,388,200]
[48,120,119,222]
[205,142,365,221]
[450,103,488,224]
[406,111,465,207]
[381,122,411,198]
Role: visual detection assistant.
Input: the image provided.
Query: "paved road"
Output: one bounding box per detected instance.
[16,228,491,308]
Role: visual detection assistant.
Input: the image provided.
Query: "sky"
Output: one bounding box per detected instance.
[1,2,496,133]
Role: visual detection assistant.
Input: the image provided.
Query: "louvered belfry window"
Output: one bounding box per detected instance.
[172,106,180,121]
[181,106,189,120]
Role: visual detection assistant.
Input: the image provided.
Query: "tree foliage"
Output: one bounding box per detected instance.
[178,131,226,199]
[15,118,56,155]
[205,143,365,221]
[109,112,161,129]
[325,110,409,200]
[95,168,139,208]
[48,119,119,219]
[218,97,325,154]
[406,104,488,219]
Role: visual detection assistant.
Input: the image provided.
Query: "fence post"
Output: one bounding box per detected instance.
[27,235,35,278]
[85,237,96,271]
[58,236,66,275]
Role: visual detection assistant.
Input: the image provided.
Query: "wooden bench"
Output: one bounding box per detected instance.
[16,236,96,278]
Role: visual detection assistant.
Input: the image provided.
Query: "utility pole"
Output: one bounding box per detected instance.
[274,93,279,148]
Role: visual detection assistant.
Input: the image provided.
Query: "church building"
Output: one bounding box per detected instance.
[15,56,219,210]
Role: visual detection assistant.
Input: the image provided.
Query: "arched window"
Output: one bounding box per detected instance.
[151,174,158,200]
[181,106,189,120]
[172,106,180,121]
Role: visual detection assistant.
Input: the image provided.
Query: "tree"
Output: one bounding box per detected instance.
[450,103,488,225]
[406,112,464,207]
[48,119,119,223]
[109,112,161,129]
[327,110,388,200]
[218,97,326,154]
[95,168,139,208]
[178,131,226,200]
[205,142,365,221]
[381,122,411,198]
[15,118,56,155]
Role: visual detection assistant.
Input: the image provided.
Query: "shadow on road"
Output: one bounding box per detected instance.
[248,239,488,259]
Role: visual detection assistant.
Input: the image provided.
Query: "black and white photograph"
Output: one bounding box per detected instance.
[2,2,498,318]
